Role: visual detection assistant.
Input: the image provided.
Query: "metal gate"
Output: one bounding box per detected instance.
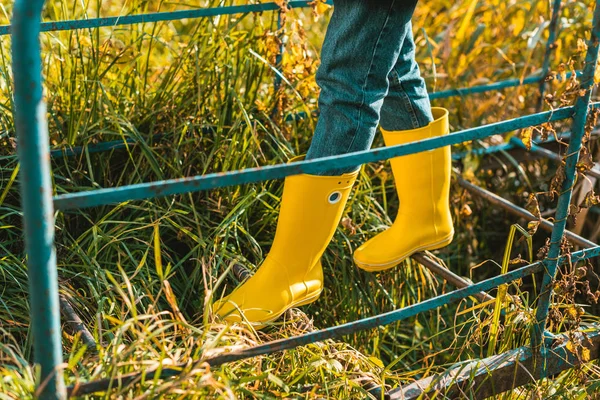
[5,0,600,398]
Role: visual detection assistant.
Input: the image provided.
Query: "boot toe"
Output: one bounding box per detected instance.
[353,229,412,271]
[354,246,405,272]
[212,277,322,326]
[214,300,277,325]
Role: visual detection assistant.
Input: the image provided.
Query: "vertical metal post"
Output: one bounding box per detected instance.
[537,0,562,111]
[532,0,600,349]
[273,9,284,94]
[12,1,66,399]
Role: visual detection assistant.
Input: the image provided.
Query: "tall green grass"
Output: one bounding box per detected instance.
[1,0,599,398]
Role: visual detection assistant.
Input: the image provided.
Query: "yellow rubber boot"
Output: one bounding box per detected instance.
[213,167,358,327]
[353,107,453,272]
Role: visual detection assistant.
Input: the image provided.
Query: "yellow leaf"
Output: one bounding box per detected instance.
[460,204,473,217]
[567,306,580,319]
[163,280,187,324]
[582,347,591,362]
[595,60,600,85]
[511,11,525,35]
[521,127,533,150]
[311,0,331,20]
[315,1,331,15]
[368,356,384,368]
[527,220,540,235]
[577,38,588,54]
[154,223,163,280]
[456,0,479,42]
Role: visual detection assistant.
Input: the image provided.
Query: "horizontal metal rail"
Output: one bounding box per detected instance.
[0,1,332,36]
[429,75,541,100]
[411,253,495,303]
[66,245,600,396]
[510,137,600,179]
[53,106,580,211]
[201,248,600,366]
[38,77,547,161]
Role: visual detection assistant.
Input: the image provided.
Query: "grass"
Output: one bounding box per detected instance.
[1,0,600,398]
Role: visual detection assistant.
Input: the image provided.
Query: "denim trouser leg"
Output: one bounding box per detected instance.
[305,0,433,175]
[380,20,433,132]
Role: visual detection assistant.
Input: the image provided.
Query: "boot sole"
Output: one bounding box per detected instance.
[354,231,454,272]
[243,288,323,329]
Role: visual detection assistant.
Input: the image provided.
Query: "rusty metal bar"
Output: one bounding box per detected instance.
[389,327,600,399]
[411,253,495,303]
[530,144,600,179]
[59,295,97,352]
[458,177,596,248]
[510,137,600,180]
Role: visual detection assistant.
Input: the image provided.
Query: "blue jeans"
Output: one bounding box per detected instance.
[305,0,433,175]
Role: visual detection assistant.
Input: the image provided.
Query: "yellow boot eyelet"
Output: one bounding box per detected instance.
[328,191,342,204]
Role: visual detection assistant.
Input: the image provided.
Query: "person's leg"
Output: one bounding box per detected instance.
[379,21,433,132]
[353,25,454,272]
[306,0,420,175]
[213,0,424,327]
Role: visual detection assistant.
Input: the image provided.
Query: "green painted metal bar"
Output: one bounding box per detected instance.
[537,0,563,110]
[50,137,136,158]
[66,245,600,396]
[11,0,66,399]
[0,1,333,36]
[429,75,542,100]
[532,0,600,349]
[273,9,284,95]
[202,248,597,367]
[52,106,576,211]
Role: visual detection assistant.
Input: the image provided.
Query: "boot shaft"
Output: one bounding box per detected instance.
[381,108,452,232]
[269,169,358,270]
